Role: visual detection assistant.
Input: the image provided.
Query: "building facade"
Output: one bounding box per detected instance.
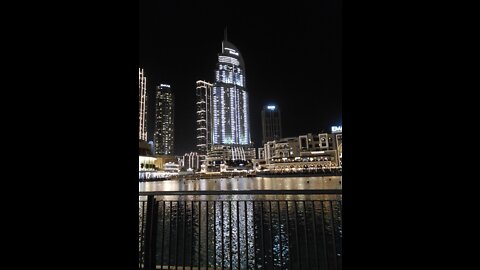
[196,80,213,157]
[211,38,251,148]
[331,126,342,167]
[261,105,282,144]
[205,37,254,171]
[155,84,174,155]
[139,68,147,141]
[182,152,201,171]
[154,155,177,171]
[260,132,342,171]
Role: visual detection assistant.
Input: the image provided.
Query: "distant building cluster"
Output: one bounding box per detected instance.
[254,126,342,172]
[138,70,175,173]
[139,32,341,177]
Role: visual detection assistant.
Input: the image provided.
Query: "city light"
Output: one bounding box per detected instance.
[267,105,276,110]
[331,126,342,133]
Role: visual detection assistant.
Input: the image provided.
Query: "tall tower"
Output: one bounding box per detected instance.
[196,80,213,157]
[155,84,174,155]
[211,38,251,148]
[261,105,282,144]
[139,68,147,141]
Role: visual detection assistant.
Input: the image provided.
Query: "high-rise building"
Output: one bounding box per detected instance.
[196,80,213,156]
[211,37,250,147]
[200,33,256,172]
[155,84,174,155]
[139,68,147,141]
[261,105,282,144]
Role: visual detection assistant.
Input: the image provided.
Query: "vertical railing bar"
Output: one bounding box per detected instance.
[319,201,329,270]
[206,201,209,270]
[198,201,202,270]
[183,201,187,270]
[303,201,310,270]
[221,201,224,270]
[244,201,249,270]
[213,201,217,270]
[269,201,274,269]
[229,201,233,270]
[311,201,320,269]
[237,200,241,270]
[329,201,338,270]
[191,201,194,270]
[260,201,265,270]
[175,201,180,270]
[140,201,146,269]
[285,201,292,270]
[253,201,257,270]
[294,201,301,270]
[152,201,159,270]
[144,197,153,269]
[139,201,142,269]
[160,201,166,270]
[277,200,283,269]
[336,200,342,270]
[338,200,343,230]
[168,201,173,270]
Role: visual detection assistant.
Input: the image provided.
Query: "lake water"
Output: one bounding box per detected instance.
[139,176,342,269]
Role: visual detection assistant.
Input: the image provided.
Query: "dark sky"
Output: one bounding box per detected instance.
[140,0,342,155]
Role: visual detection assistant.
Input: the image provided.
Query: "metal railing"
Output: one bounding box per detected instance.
[139,190,342,270]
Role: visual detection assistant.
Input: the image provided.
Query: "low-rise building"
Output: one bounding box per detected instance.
[260,130,342,172]
[182,152,201,171]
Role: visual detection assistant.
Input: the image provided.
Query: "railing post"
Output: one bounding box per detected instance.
[144,195,158,270]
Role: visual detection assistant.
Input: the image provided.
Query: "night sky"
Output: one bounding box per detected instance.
[140,0,342,155]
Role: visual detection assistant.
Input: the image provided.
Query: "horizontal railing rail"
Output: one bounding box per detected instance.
[139,189,342,197]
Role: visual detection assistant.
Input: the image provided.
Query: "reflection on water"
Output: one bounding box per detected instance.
[139,176,342,194]
[139,177,342,269]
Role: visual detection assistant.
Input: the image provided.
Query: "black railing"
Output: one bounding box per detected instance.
[139,190,342,270]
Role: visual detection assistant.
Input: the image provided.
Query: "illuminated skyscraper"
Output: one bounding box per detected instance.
[261,105,282,144]
[155,84,174,155]
[196,80,213,156]
[211,37,251,148]
[139,68,147,141]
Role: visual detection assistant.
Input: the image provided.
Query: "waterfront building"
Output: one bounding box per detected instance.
[261,131,342,171]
